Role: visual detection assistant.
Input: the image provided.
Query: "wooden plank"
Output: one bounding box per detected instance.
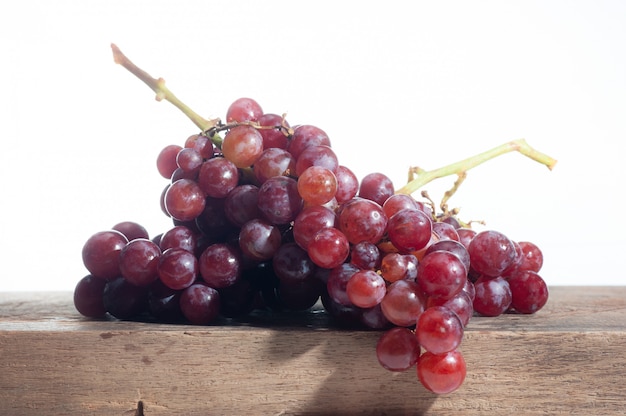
[1,287,625,415]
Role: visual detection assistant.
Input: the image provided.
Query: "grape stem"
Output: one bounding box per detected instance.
[110,43,557,197]
[111,43,220,134]
[395,139,557,196]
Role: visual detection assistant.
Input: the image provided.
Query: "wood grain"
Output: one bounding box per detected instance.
[1,287,625,415]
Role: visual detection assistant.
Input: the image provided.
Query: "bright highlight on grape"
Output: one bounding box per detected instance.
[73,44,555,395]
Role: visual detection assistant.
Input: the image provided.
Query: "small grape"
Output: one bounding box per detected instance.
[226,97,263,123]
[288,125,331,159]
[376,327,421,371]
[297,166,338,206]
[307,227,350,269]
[73,275,107,318]
[157,144,183,179]
[82,230,128,280]
[346,269,386,308]
[416,306,464,354]
[507,270,549,314]
[473,276,512,317]
[157,248,198,290]
[197,157,240,198]
[221,125,264,168]
[380,279,426,327]
[238,219,282,261]
[338,198,388,245]
[112,221,149,241]
[179,283,221,325]
[119,238,162,287]
[164,179,206,222]
[199,243,242,289]
[417,350,466,394]
[358,172,394,206]
[468,230,517,277]
[257,176,303,225]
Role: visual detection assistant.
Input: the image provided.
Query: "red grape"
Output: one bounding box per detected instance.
[226,97,263,123]
[417,350,466,394]
[376,327,421,371]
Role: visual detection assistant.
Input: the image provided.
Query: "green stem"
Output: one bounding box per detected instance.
[111,44,557,192]
[111,43,220,135]
[395,138,557,195]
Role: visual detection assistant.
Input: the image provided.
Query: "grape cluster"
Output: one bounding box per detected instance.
[74,97,549,394]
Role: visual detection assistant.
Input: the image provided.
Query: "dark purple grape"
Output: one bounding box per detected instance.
[179,283,221,324]
[73,275,107,318]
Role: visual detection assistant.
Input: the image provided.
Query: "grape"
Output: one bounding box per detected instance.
[360,304,391,330]
[380,252,410,283]
[224,184,261,227]
[221,125,264,168]
[416,306,464,354]
[334,165,359,204]
[119,238,162,287]
[82,230,128,280]
[426,289,473,327]
[376,327,421,371]
[276,279,323,311]
[326,262,360,306]
[184,134,215,159]
[424,239,471,273]
[73,275,107,318]
[294,144,339,176]
[382,194,422,218]
[350,241,381,270]
[199,243,242,289]
[307,227,350,269]
[195,197,237,243]
[257,113,290,149]
[417,250,467,300]
[176,147,203,175]
[358,172,394,206]
[504,241,544,275]
[272,242,316,284]
[238,219,281,261]
[297,166,338,206]
[157,248,198,290]
[507,270,549,314]
[112,221,149,241]
[387,208,433,253]
[468,230,517,277]
[380,279,426,327]
[164,179,206,222]
[226,97,263,123]
[288,125,331,159]
[197,157,240,198]
[473,276,512,317]
[456,228,476,250]
[417,350,466,394]
[292,205,337,250]
[257,176,303,225]
[346,269,386,308]
[432,221,460,241]
[156,144,182,179]
[253,148,296,184]
[179,283,221,325]
[103,276,148,320]
[147,279,184,322]
[338,198,388,245]
[159,225,197,253]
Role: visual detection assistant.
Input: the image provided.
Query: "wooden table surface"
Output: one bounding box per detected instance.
[1,287,625,415]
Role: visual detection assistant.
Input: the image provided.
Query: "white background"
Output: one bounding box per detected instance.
[1,1,625,291]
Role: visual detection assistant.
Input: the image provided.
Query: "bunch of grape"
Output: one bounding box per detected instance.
[74,97,549,394]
